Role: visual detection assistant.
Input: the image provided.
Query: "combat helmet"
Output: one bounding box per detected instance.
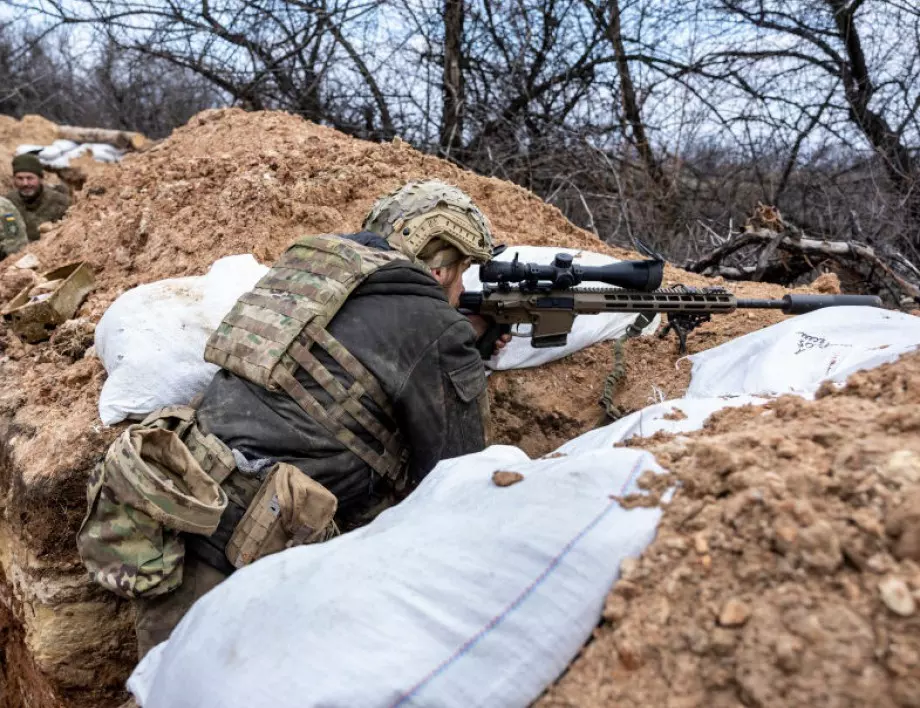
[363,180,493,264]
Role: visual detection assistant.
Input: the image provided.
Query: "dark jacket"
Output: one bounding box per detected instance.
[5,187,70,241]
[195,233,488,525]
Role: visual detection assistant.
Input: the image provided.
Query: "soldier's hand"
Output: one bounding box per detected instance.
[466,315,512,357]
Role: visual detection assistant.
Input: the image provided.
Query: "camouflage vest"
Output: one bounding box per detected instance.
[0,197,27,258]
[204,234,411,488]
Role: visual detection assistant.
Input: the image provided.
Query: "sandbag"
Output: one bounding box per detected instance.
[463,246,660,370]
[16,140,124,167]
[686,306,920,399]
[127,445,665,708]
[557,395,768,455]
[96,255,268,425]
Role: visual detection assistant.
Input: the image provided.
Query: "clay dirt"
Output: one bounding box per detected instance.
[0,108,917,708]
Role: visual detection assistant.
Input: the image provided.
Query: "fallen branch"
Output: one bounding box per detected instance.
[685,228,920,305]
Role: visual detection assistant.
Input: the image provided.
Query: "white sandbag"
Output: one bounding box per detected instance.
[84,143,124,163]
[128,445,665,708]
[96,255,268,425]
[36,139,80,165]
[16,140,124,168]
[14,144,45,156]
[464,246,660,370]
[556,395,767,455]
[686,306,920,399]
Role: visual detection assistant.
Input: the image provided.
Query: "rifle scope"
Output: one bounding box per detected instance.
[479,253,664,292]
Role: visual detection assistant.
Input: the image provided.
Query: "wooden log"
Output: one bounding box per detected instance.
[56,125,148,151]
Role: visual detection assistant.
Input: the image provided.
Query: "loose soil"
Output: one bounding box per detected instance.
[539,351,920,708]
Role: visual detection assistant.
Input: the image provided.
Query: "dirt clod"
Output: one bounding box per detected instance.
[718,598,751,627]
[492,470,525,487]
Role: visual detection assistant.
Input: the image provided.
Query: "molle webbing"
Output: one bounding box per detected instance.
[204,234,410,487]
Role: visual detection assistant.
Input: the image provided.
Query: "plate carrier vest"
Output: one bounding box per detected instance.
[204,234,412,489]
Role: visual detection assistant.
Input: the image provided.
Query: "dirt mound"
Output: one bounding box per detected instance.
[539,350,920,708]
[0,115,60,184]
[0,107,866,707]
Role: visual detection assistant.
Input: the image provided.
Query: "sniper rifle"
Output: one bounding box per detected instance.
[459,253,883,358]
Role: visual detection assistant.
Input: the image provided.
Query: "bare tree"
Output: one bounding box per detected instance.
[440,0,465,155]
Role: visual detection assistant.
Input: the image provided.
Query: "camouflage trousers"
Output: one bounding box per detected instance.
[133,553,228,660]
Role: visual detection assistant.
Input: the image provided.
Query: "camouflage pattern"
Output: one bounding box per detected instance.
[225,462,338,568]
[4,186,70,242]
[0,197,27,259]
[142,405,236,484]
[77,426,228,599]
[363,180,493,263]
[204,233,411,486]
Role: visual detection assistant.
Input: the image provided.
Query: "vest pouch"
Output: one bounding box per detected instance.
[141,405,236,485]
[225,463,338,569]
[77,426,228,599]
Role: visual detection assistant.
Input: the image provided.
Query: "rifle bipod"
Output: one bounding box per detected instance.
[658,312,712,354]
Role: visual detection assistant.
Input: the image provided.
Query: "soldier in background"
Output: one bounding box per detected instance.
[5,153,70,242]
[0,196,27,259]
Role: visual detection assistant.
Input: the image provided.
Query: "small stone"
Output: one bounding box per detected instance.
[718,598,751,627]
[867,553,894,574]
[14,253,40,269]
[491,470,524,487]
[701,554,712,571]
[879,576,916,617]
[693,533,709,555]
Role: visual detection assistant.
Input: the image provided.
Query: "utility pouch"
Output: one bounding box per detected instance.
[77,426,228,599]
[225,462,338,569]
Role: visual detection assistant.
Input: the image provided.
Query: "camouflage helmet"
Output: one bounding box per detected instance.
[363,180,493,263]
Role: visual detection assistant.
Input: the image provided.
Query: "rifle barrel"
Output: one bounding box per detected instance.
[738,294,883,315]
